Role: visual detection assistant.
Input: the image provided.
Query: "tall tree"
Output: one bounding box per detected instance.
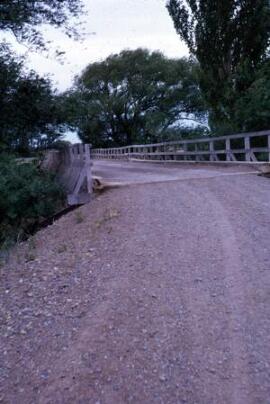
[0,0,83,152]
[66,49,205,147]
[167,0,270,133]
[0,45,66,153]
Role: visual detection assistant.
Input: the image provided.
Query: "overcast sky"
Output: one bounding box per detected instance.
[10,0,188,91]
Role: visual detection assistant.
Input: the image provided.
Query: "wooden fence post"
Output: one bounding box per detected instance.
[209,141,216,161]
[84,144,92,194]
[226,139,231,161]
[194,144,200,162]
[245,137,251,161]
[173,145,177,161]
[183,143,187,161]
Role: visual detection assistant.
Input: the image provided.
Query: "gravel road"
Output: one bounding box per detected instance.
[1,162,270,403]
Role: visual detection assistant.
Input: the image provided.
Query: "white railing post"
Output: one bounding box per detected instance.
[226,138,231,161]
[209,141,215,161]
[245,136,251,161]
[173,145,177,161]
[194,144,200,162]
[183,143,187,161]
[84,144,92,194]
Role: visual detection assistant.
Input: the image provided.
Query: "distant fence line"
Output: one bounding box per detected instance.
[92,130,270,163]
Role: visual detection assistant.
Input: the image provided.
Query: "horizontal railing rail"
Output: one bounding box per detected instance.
[91,130,270,163]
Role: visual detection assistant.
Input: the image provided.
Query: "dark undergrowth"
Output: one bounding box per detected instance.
[0,154,65,252]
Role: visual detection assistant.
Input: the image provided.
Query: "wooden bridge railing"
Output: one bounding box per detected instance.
[92,130,270,163]
[58,144,93,205]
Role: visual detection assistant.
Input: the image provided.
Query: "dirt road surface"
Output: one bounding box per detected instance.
[1,161,270,404]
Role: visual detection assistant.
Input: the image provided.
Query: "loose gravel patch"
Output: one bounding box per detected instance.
[1,170,270,403]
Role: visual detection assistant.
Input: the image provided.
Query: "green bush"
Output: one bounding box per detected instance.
[0,155,65,248]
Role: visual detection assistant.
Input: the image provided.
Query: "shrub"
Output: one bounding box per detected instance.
[0,155,65,248]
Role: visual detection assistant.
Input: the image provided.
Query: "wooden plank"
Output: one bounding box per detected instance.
[210,141,219,161]
[84,144,92,194]
[251,147,270,153]
[245,137,251,162]
[250,152,258,162]
[230,153,237,162]
[130,151,217,156]
[226,139,231,161]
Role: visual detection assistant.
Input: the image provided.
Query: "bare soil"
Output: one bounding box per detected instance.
[1,167,270,403]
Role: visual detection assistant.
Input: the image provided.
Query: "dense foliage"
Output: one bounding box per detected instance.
[167,0,270,134]
[0,45,66,154]
[234,60,270,132]
[65,49,206,147]
[0,0,84,154]
[0,156,64,247]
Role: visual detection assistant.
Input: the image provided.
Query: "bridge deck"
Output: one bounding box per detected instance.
[92,159,257,186]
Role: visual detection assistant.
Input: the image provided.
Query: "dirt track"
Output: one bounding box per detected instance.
[1,162,270,403]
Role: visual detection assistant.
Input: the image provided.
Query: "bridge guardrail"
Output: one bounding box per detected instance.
[58,144,93,205]
[92,130,270,163]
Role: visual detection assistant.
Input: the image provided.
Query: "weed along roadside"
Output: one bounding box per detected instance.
[0,144,95,253]
[0,155,65,252]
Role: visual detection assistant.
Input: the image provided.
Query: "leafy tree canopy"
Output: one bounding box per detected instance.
[65,48,206,148]
[0,0,82,153]
[0,44,66,154]
[0,0,83,49]
[167,0,270,134]
[235,59,270,132]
